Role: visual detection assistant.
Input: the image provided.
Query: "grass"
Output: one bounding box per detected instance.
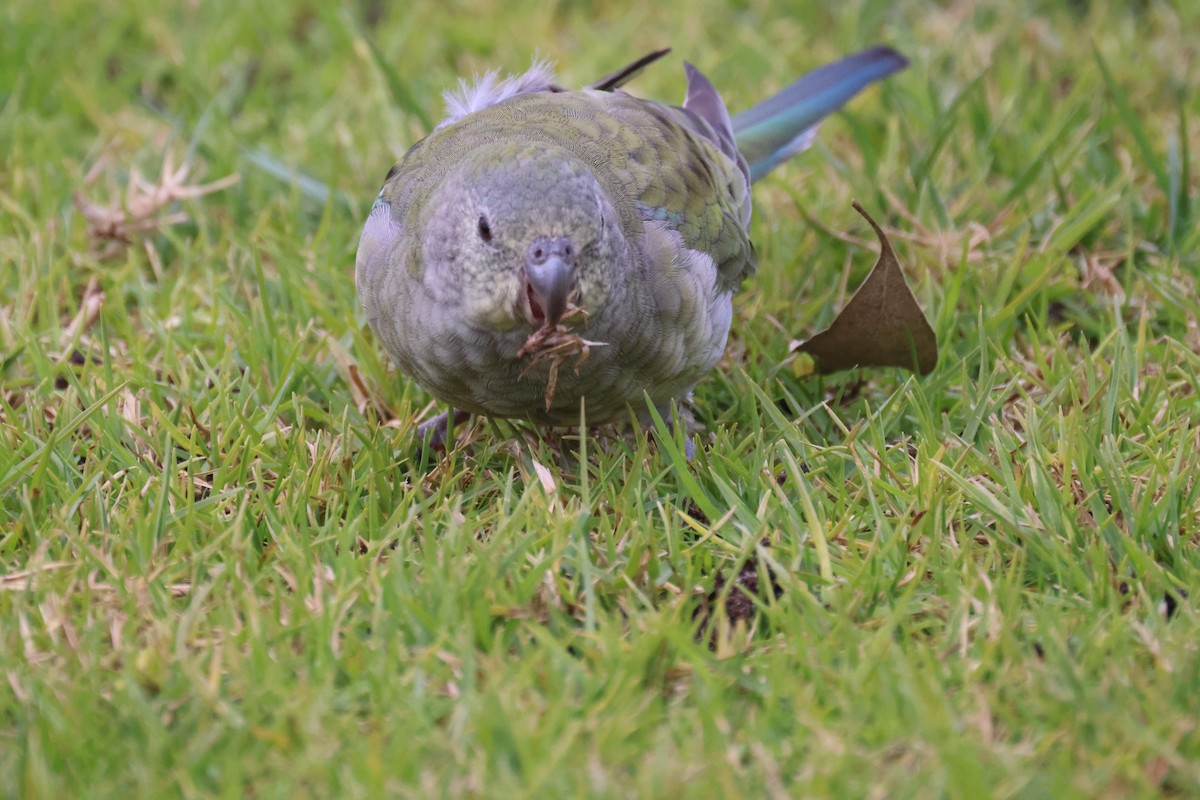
[2,0,1199,796]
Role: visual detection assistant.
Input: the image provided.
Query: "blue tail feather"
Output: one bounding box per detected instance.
[732,45,908,182]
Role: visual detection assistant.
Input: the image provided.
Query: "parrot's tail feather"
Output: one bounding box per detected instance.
[590,48,672,92]
[732,45,907,182]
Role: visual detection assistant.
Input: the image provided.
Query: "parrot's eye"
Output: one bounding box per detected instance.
[477,216,493,243]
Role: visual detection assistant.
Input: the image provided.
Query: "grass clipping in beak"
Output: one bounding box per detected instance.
[518,296,607,410]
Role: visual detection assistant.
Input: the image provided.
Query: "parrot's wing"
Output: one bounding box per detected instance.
[602,85,755,290]
[623,63,755,290]
[678,62,750,216]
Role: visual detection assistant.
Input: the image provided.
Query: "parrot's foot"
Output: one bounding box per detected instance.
[654,401,699,461]
[415,408,472,452]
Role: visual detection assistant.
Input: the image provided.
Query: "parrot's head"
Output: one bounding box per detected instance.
[420,140,627,333]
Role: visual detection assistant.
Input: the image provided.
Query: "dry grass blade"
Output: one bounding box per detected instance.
[73,147,240,259]
[518,301,607,409]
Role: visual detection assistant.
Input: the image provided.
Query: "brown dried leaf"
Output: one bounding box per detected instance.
[793,201,938,376]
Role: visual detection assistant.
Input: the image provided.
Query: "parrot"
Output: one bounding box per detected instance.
[355,46,907,443]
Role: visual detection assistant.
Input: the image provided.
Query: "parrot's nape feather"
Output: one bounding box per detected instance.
[440,59,564,128]
[589,48,673,92]
[732,45,908,181]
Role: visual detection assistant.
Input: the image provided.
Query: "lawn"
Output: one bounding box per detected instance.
[2,0,1199,797]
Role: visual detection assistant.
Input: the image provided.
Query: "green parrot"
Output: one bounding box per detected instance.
[356,46,907,441]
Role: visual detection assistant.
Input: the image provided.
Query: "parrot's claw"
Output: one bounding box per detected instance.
[654,400,699,461]
[415,408,472,453]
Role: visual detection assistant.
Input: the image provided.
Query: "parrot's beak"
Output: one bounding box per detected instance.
[525,237,578,327]
[526,256,574,326]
